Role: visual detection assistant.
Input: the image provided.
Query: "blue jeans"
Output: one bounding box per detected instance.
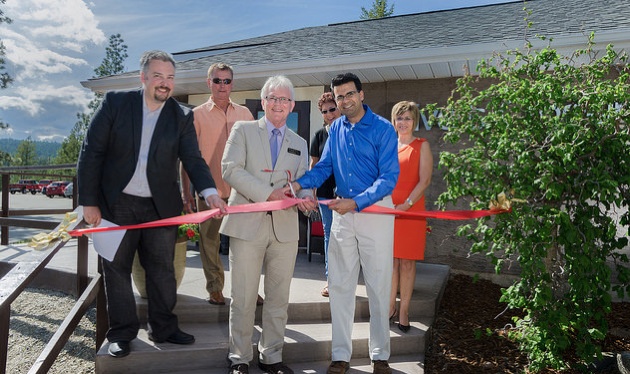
[319,202,333,277]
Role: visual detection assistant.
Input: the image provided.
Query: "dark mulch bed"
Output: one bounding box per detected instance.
[425,274,630,373]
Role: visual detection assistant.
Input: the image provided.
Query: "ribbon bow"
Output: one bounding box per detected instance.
[28,212,79,250]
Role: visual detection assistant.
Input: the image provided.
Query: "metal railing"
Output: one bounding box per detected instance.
[0,166,107,374]
[1,165,77,245]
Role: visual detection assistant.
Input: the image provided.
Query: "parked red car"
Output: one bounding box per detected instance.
[8,179,39,194]
[45,181,70,198]
[38,179,53,194]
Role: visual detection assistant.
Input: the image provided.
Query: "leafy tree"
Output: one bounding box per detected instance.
[360,0,394,20]
[14,136,37,166]
[56,33,128,165]
[94,33,128,78]
[433,32,630,371]
[0,0,13,132]
[0,150,10,166]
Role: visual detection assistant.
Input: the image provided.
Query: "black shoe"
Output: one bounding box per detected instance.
[107,341,130,358]
[397,322,410,333]
[149,329,195,344]
[258,361,294,374]
[229,363,249,374]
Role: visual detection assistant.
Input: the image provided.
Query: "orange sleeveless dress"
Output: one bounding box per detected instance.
[392,138,427,260]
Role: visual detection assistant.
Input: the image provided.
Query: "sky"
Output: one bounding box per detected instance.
[0,0,511,142]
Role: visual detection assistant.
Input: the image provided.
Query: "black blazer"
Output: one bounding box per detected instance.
[77,89,215,221]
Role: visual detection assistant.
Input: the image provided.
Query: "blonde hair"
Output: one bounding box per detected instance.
[391,101,420,128]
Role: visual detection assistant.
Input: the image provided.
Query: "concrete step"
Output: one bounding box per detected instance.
[96,319,431,373]
[135,293,441,325]
[168,354,425,374]
[133,262,450,326]
[96,263,449,374]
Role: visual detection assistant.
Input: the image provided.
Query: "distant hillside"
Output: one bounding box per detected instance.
[0,138,62,162]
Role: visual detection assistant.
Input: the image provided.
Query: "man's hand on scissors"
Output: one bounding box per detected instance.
[297,195,317,213]
[282,181,300,198]
[267,188,291,201]
[282,181,317,212]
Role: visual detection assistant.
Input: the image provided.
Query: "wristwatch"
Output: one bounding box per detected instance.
[406,197,414,206]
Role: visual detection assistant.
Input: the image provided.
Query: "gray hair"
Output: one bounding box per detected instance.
[140,50,176,75]
[260,75,295,101]
[208,62,234,78]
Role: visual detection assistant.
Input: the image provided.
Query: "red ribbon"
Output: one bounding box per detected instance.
[67,198,509,237]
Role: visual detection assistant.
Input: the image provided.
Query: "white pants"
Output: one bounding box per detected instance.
[328,196,394,362]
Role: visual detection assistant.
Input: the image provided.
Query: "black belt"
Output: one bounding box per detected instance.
[120,192,153,201]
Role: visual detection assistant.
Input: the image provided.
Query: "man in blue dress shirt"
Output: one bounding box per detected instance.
[288,73,399,374]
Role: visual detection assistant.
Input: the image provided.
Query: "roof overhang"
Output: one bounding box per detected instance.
[81,29,630,96]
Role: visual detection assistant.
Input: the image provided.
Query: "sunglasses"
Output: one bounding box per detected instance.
[321,107,337,114]
[211,78,232,85]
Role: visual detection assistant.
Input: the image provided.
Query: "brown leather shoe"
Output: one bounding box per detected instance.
[327,361,350,374]
[371,360,392,374]
[208,291,225,305]
[256,294,264,306]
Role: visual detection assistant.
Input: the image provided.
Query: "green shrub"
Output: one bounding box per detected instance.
[433,33,630,371]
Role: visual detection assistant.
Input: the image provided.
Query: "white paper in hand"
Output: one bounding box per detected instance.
[90,219,126,262]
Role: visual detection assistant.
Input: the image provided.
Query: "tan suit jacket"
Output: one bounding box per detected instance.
[220,118,312,242]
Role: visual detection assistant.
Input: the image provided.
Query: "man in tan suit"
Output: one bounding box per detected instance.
[220,75,313,374]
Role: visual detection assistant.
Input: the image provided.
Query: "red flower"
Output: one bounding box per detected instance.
[186,228,195,239]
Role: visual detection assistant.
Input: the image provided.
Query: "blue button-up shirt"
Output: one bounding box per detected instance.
[297,105,399,211]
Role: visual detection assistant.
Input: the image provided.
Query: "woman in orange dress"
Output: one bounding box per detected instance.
[389,101,433,333]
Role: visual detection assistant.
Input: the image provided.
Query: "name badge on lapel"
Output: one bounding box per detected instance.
[287,148,301,156]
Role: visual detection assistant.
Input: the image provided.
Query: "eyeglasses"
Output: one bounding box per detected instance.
[266,96,293,105]
[321,107,337,114]
[335,90,358,102]
[211,78,232,85]
[396,116,414,122]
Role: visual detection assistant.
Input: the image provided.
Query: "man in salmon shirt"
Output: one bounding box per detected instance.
[179,62,257,306]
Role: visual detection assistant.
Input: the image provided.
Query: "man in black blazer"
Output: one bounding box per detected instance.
[78,50,227,358]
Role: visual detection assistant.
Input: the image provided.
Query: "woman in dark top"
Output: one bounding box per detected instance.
[309,92,341,297]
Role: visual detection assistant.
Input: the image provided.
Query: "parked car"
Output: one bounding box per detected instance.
[8,179,39,194]
[63,182,74,198]
[45,181,70,198]
[38,179,53,194]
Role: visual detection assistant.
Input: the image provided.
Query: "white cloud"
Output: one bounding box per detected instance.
[0,0,106,139]
[2,37,88,80]
[1,127,15,137]
[0,84,92,116]
[1,0,106,79]
[13,0,106,44]
[0,94,42,116]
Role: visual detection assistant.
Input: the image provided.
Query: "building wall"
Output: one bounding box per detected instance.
[186,76,516,278]
[188,77,521,280]
[362,77,518,279]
